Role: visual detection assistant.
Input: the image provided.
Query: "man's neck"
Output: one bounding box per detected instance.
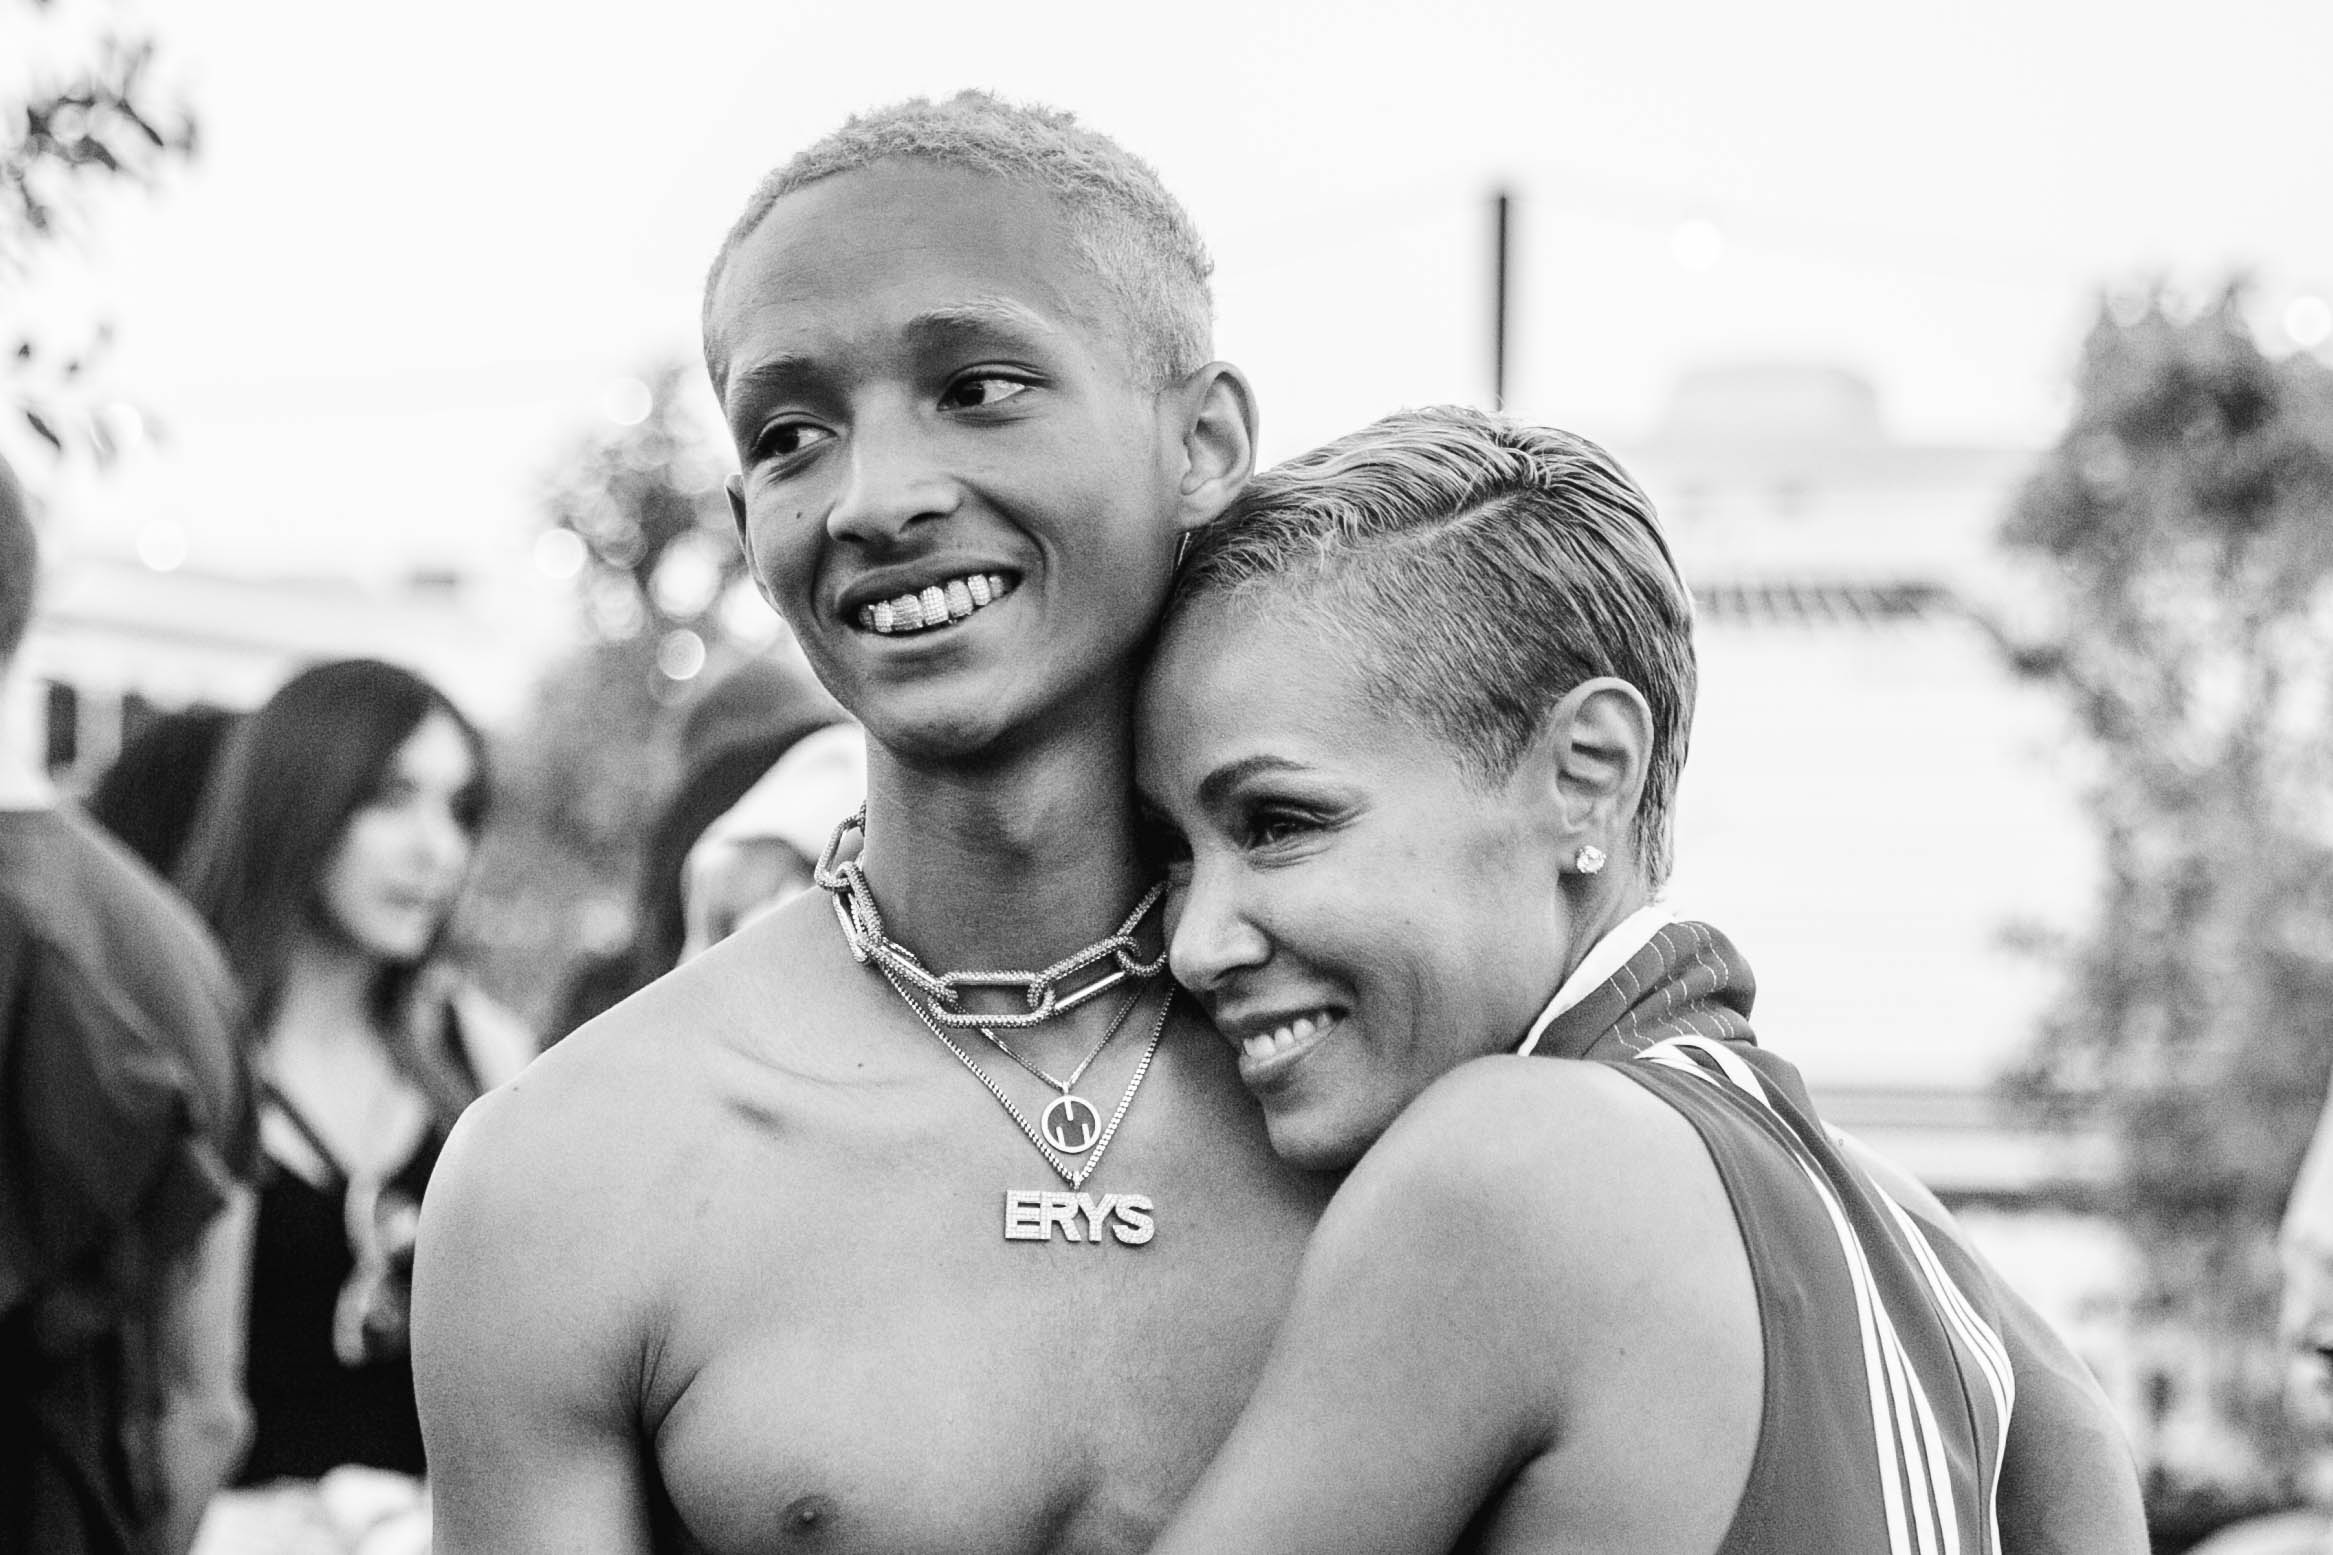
[850,721,1151,975]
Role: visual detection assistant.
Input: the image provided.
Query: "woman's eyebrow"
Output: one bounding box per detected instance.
[1197,754,1305,809]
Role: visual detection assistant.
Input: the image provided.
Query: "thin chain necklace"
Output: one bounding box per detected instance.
[825,810,1174,1247]
[878,964,1171,1189]
[816,808,1169,1029]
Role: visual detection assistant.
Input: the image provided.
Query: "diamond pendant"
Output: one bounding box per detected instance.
[1002,1188,1156,1245]
[1040,1094,1102,1154]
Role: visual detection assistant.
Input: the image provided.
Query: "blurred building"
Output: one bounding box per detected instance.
[20,550,572,787]
[1615,362,2143,1425]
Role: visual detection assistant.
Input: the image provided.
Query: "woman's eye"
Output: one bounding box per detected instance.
[1245,808,1317,849]
[941,374,1031,411]
[754,421,831,463]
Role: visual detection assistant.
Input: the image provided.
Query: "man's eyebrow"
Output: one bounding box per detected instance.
[902,297,1059,344]
[1197,754,1305,809]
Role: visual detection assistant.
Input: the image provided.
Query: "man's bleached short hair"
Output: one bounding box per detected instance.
[702,91,1213,396]
[0,454,35,668]
[1175,405,1697,886]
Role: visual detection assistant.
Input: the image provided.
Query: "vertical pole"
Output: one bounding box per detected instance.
[1492,189,1512,412]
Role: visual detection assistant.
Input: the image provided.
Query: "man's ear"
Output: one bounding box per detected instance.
[1169,362,1259,534]
[1539,676,1654,853]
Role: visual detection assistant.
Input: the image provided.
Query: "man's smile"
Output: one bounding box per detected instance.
[846,569,1019,636]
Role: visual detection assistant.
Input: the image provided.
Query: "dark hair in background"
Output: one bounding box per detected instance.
[176,659,488,1055]
[84,705,241,880]
[552,653,844,1039]
[0,453,35,666]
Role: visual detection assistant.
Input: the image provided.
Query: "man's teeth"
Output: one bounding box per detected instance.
[858,572,1014,635]
[1241,1012,1337,1061]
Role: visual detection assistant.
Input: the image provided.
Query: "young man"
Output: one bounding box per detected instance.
[415,93,2139,1553]
[413,94,1332,1553]
[0,453,255,1555]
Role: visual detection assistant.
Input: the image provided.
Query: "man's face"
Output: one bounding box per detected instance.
[710,162,1187,760]
[1136,594,1571,1172]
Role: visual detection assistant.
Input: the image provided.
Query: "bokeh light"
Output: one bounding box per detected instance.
[2286,294,2332,349]
[532,527,587,580]
[602,377,653,427]
[135,518,187,572]
[657,627,708,681]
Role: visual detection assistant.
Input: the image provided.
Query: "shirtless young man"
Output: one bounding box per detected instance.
[411,94,1333,1553]
[416,92,2138,1554]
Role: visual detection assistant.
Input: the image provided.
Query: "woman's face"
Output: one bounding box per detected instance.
[1136,594,1573,1171]
[317,712,480,964]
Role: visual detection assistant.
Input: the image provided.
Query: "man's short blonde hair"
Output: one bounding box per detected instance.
[1175,406,1697,886]
[702,91,1213,395]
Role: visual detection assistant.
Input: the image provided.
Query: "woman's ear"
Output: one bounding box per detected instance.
[1539,677,1654,858]
[1169,362,1260,537]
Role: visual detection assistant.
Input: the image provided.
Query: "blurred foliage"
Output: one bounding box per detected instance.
[2,0,195,463]
[460,361,782,1034]
[1999,285,2333,1493]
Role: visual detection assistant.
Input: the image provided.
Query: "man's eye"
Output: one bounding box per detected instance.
[753,421,831,463]
[940,375,1031,412]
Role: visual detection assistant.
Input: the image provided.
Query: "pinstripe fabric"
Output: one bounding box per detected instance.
[1527,921,2012,1554]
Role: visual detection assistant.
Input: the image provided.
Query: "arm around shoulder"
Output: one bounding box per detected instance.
[1152,1057,1759,1555]
[412,1077,657,1555]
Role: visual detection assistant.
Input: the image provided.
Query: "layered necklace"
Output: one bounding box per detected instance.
[817,809,1173,1246]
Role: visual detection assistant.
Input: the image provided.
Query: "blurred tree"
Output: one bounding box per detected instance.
[459,361,786,1033]
[2,0,196,462]
[1999,285,2333,1503]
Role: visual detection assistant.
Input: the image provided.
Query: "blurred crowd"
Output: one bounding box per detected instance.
[1,451,864,1554]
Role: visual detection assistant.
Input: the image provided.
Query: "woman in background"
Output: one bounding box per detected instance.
[177,658,533,1486]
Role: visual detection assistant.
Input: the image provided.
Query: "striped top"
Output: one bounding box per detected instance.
[1526,919,2013,1555]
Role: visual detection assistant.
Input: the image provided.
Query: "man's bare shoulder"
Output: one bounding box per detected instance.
[423,893,867,1295]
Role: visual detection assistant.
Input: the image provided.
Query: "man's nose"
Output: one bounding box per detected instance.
[826,406,959,545]
[1166,862,1271,997]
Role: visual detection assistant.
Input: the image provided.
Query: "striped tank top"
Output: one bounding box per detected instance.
[1527,919,2014,1555]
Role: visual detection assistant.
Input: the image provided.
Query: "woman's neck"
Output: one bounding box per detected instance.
[267,931,388,1060]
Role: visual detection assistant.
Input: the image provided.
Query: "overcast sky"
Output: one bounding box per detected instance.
[16,0,2333,581]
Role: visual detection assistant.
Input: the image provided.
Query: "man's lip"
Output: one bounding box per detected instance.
[836,564,1020,617]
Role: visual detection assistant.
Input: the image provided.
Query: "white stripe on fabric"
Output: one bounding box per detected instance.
[1882,1196,2014,1555]
[1638,1032,1981,1554]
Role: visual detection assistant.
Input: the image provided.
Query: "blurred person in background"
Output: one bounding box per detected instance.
[2184,1095,2333,1552]
[174,659,534,1495]
[678,719,863,959]
[84,705,241,883]
[0,452,257,1555]
[550,654,851,1037]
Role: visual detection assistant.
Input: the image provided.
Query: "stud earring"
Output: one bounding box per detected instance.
[1573,844,1607,876]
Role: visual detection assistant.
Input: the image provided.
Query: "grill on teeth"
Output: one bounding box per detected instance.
[856,572,1015,635]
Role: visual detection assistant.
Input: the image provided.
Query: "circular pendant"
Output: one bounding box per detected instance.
[1041,1093,1102,1155]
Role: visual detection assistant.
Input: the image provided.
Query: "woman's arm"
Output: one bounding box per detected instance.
[1150,1059,1760,1555]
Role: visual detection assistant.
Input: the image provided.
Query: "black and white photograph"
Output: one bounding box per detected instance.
[4,1,2330,1550]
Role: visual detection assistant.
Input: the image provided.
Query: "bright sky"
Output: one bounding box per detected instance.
[17,0,2333,582]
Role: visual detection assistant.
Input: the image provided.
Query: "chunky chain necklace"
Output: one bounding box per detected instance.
[816,808,1169,1029]
[821,809,1171,1247]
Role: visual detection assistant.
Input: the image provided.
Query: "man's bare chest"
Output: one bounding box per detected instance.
[637,1061,1327,1555]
